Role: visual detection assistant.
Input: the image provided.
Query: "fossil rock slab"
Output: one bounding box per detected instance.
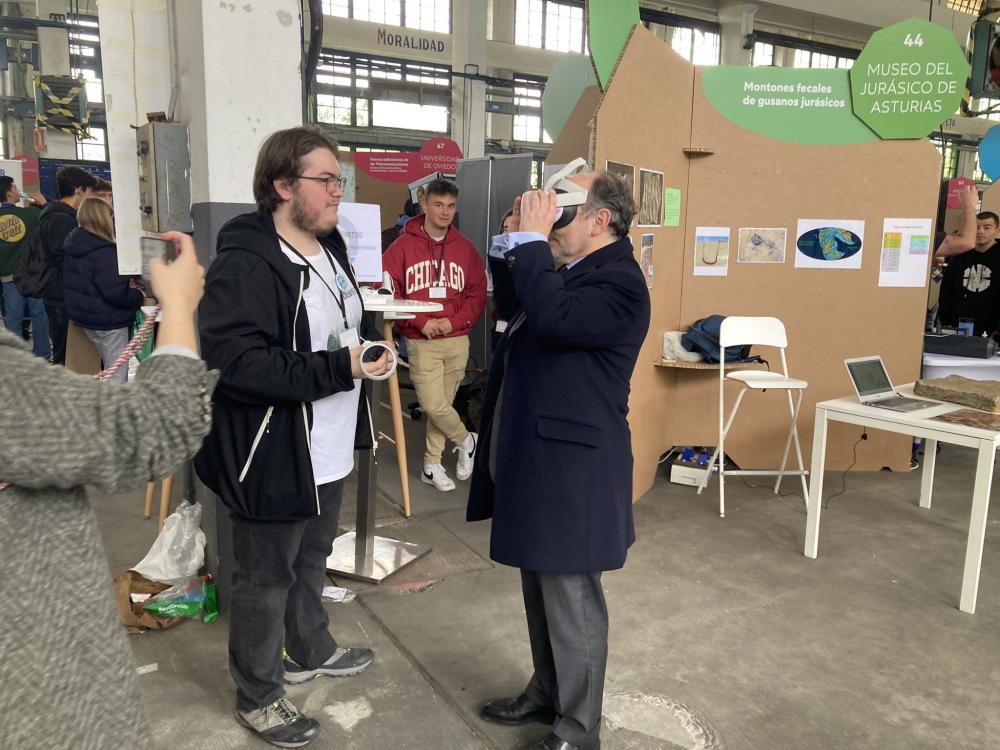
[914,375,1000,413]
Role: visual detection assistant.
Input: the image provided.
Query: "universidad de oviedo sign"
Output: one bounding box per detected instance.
[850,17,970,139]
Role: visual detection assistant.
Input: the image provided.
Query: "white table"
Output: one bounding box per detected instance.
[922,352,1000,381]
[805,384,1000,614]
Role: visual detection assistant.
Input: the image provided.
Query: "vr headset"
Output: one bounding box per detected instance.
[544,157,589,230]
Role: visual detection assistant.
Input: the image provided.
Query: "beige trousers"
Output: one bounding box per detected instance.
[406,335,470,465]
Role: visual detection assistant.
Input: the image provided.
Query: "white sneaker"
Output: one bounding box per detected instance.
[453,432,477,481]
[421,463,456,492]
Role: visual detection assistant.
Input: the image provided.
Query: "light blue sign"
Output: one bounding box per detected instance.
[978,124,1000,182]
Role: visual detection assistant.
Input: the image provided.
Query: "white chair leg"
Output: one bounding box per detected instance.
[718,388,748,518]
[774,389,797,495]
[790,390,809,503]
[696,446,720,495]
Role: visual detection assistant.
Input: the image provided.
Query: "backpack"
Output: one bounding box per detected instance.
[12,229,53,297]
[681,315,756,363]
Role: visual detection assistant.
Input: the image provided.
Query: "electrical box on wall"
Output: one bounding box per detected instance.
[136,122,192,233]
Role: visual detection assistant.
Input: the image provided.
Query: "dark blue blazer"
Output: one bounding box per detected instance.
[467,235,651,573]
[63,227,143,330]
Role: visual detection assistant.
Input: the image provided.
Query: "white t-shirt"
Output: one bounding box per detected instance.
[280,238,364,484]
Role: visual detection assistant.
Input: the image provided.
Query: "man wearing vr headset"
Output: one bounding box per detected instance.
[468,165,651,750]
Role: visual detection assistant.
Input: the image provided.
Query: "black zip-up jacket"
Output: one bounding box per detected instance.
[39,201,78,304]
[194,211,380,520]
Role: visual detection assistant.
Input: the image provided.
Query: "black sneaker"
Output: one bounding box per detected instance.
[235,696,320,748]
[283,646,375,684]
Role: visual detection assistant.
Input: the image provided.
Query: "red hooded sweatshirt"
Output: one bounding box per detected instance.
[382,215,487,340]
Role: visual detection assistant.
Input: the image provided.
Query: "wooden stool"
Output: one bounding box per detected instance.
[143,475,174,531]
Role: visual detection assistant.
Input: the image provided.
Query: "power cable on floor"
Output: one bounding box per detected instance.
[822,431,866,509]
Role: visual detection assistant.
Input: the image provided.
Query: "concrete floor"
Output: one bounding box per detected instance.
[91,407,1000,750]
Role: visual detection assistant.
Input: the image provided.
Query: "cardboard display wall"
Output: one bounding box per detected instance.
[584,27,940,500]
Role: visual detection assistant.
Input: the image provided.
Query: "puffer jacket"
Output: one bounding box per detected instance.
[63,227,143,330]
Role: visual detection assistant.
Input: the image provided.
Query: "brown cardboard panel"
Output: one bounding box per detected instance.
[592,26,695,499]
[351,157,412,233]
[65,321,101,376]
[547,85,603,167]
[672,68,941,474]
[981,180,1000,219]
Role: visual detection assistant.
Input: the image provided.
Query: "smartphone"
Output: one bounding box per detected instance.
[140,236,178,281]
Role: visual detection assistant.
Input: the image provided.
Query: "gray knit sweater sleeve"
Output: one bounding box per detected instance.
[0,330,219,493]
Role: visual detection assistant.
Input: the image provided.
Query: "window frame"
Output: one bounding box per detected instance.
[515,0,588,54]
[316,49,453,136]
[322,0,452,34]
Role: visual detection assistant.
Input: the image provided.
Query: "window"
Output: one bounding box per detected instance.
[668,27,719,65]
[947,0,985,14]
[76,126,106,162]
[316,51,451,133]
[515,0,587,54]
[969,97,1000,121]
[321,0,450,32]
[788,47,856,69]
[511,75,552,144]
[752,42,773,66]
[68,15,104,105]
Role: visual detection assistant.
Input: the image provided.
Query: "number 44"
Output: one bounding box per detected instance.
[904,33,924,47]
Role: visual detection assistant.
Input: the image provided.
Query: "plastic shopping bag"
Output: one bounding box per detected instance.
[132,501,206,583]
[143,575,218,624]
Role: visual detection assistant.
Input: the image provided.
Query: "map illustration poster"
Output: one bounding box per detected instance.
[737,228,786,263]
[694,227,730,277]
[794,219,865,270]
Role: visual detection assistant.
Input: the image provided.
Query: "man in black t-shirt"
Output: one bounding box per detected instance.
[938,211,1000,336]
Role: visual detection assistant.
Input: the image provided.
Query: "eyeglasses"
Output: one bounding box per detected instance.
[296,174,348,193]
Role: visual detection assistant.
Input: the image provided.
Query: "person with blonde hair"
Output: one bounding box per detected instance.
[62,197,144,382]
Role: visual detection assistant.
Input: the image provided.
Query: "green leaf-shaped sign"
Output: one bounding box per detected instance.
[586,0,640,90]
[850,17,969,139]
[702,67,878,145]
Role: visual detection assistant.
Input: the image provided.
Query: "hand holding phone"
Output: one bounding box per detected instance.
[148,232,205,317]
[140,236,179,283]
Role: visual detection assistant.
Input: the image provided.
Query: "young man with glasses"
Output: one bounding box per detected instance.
[382,179,487,491]
[196,126,391,748]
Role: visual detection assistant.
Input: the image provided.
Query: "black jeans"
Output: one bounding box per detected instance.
[44,302,67,365]
[228,480,344,711]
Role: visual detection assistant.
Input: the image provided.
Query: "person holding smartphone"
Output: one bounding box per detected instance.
[195,126,391,748]
[1,232,215,749]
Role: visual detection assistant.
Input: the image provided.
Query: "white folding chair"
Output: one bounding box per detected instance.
[696,316,809,517]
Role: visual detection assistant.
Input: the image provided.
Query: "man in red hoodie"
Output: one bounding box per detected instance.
[383,179,487,491]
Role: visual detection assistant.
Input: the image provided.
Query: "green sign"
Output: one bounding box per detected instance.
[664,188,681,227]
[850,18,969,139]
[701,67,878,145]
[586,0,640,90]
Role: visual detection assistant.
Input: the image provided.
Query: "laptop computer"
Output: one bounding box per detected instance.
[844,356,936,412]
